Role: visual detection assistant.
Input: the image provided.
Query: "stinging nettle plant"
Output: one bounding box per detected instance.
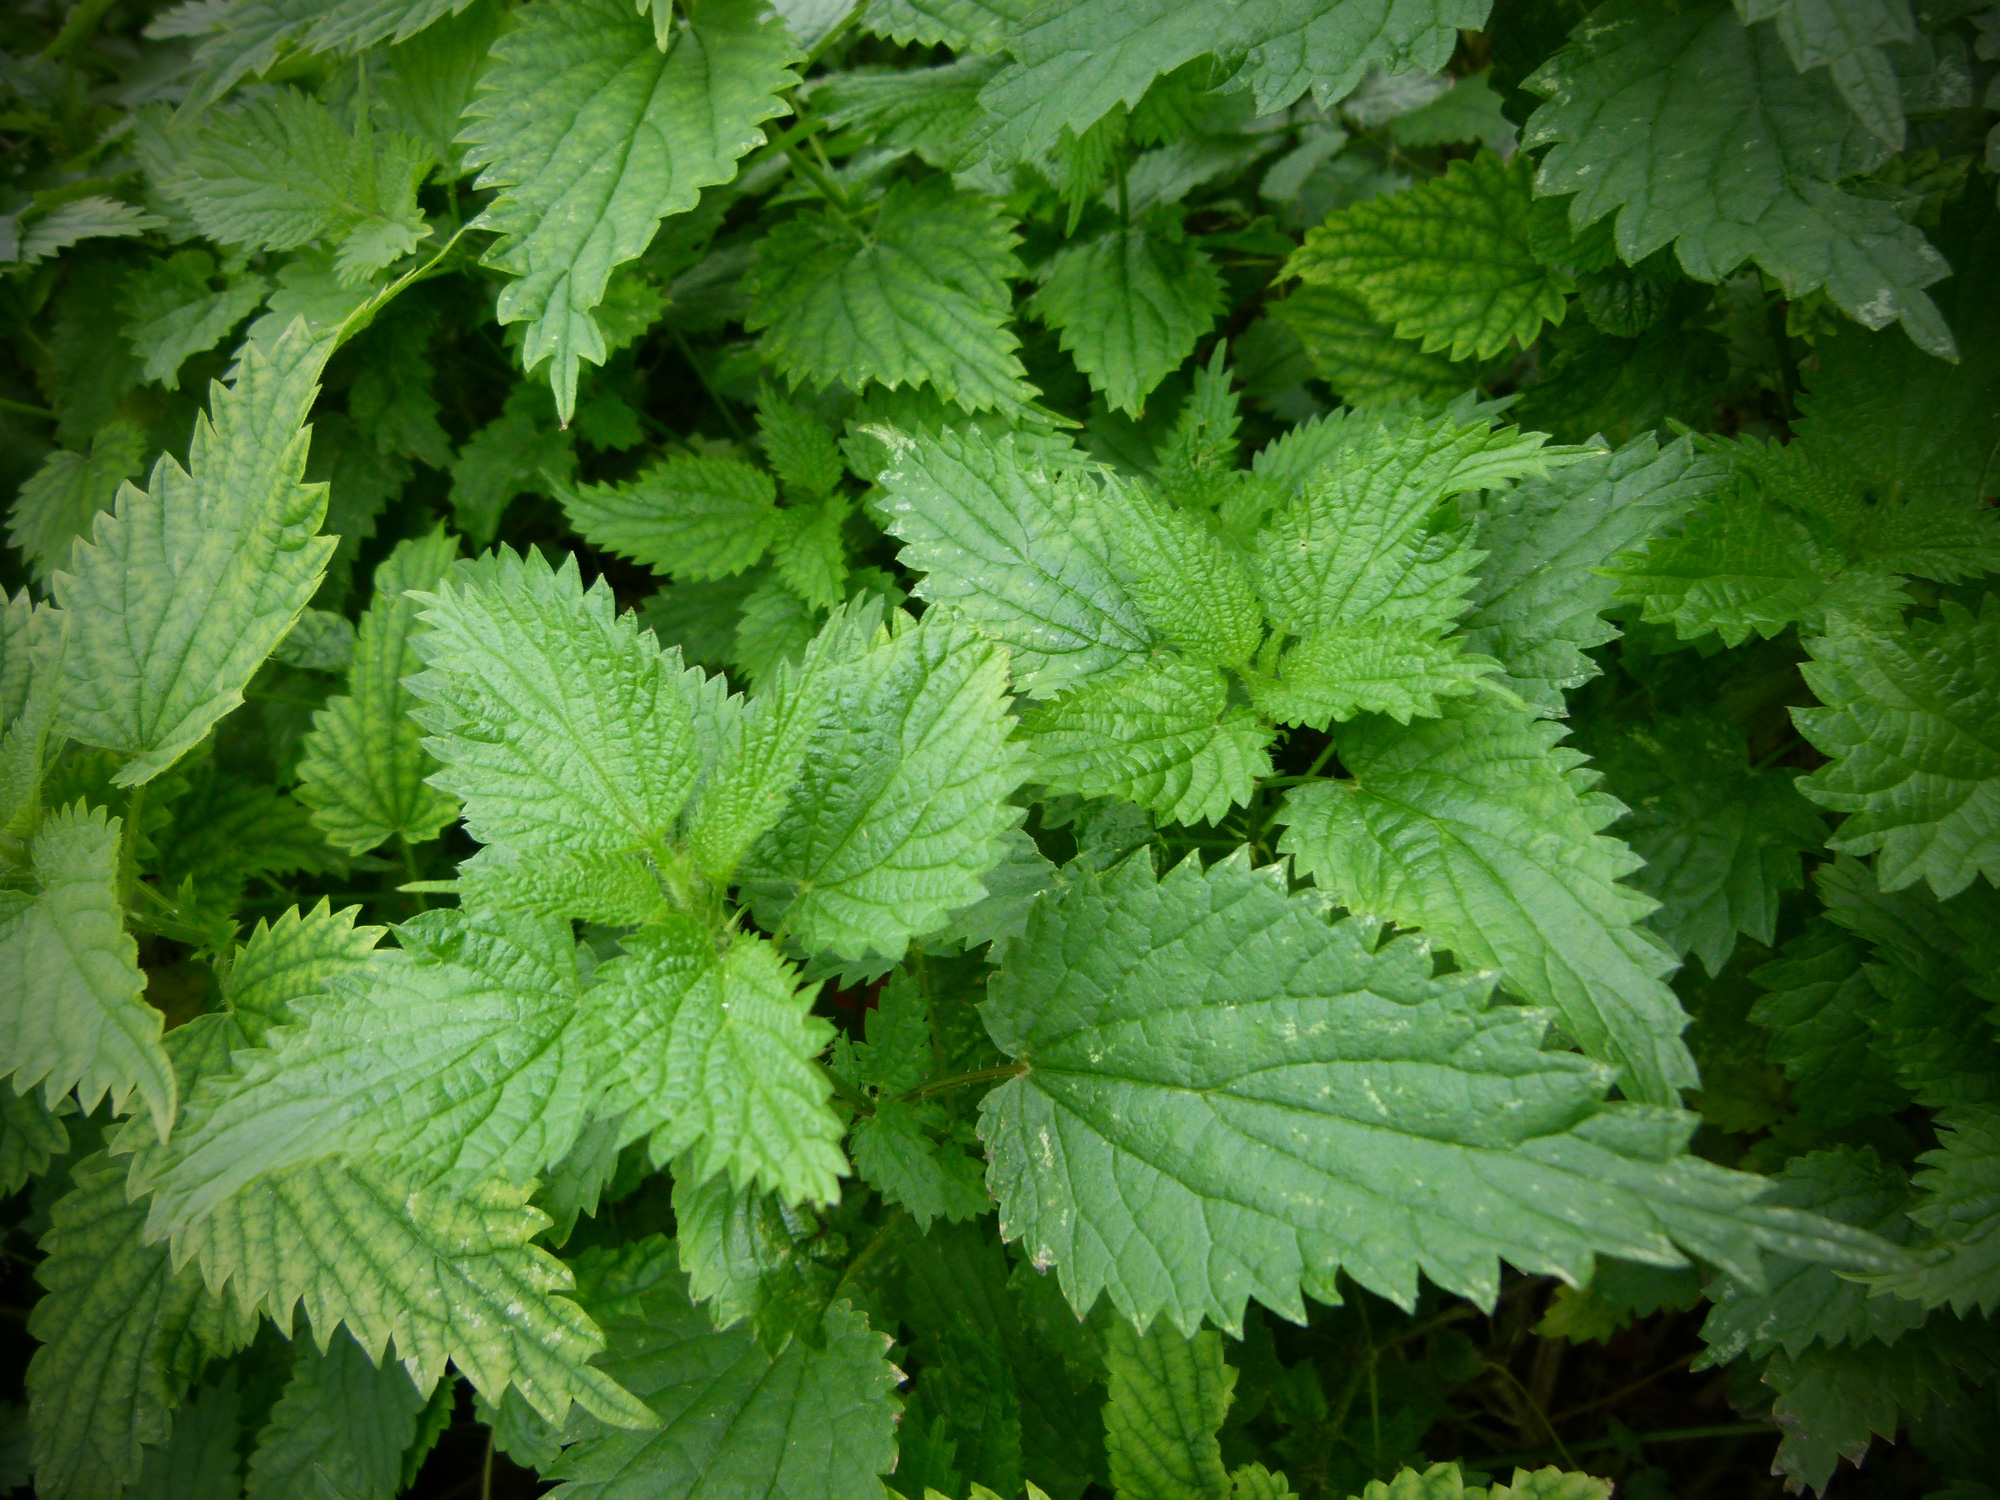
[0,0,1997,1498]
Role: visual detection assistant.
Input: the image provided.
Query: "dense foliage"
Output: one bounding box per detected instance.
[2,0,1998,1497]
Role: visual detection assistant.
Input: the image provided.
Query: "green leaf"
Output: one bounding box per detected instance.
[684,648,834,887]
[296,529,463,855]
[741,606,1027,962]
[1698,1148,1926,1368]
[0,1087,68,1196]
[559,457,781,579]
[851,1098,991,1230]
[447,384,577,546]
[1735,0,1915,147]
[1749,919,1908,1128]
[0,590,63,836]
[673,1164,833,1346]
[119,251,269,391]
[541,1244,901,1498]
[150,766,344,910]
[26,1152,252,1500]
[1101,480,1263,669]
[298,0,486,55]
[1460,434,1728,717]
[1523,0,1955,358]
[53,321,334,787]
[1102,1319,1233,1500]
[4,198,164,267]
[977,849,1893,1335]
[1763,1313,1995,1492]
[162,89,433,280]
[1870,1107,2000,1317]
[1288,151,1571,360]
[1277,707,1699,1105]
[123,1378,242,1500]
[244,1331,426,1500]
[1587,714,1826,975]
[757,388,847,500]
[171,1157,652,1430]
[224,899,387,1046]
[875,426,1154,698]
[1027,226,1224,416]
[408,548,703,856]
[1270,284,1474,407]
[1794,595,2000,899]
[746,178,1038,415]
[6,420,149,584]
[772,496,854,610]
[857,0,1023,50]
[1022,655,1274,826]
[0,803,175,1140]
[594,919,846,1205]
[817,56,1004,170]
[143,906,607,1236]
[460,0,798,418]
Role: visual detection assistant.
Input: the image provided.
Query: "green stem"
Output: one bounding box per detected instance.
[825,1067,874,1117]
[117,781,146,910]
[0,397,56,421]
[1483,1360,1575,1471]
[831,1208,907,1304]
[1115,153,1130,226]
[902,1062,1026,1103]
[781,141,857,225]
[672,331,749,443]
[1471,1423,1771,1472]
[43,0,119,58]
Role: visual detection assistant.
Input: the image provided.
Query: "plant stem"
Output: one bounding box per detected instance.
[43,0,118,58]
[0,397,56,421]
[781,141,857,226]
[118,781,147,910]
[901,1061,1027,1102]
[672,330,749,443]
[1471,1423,1771,1471]
[831,1208,907,1303]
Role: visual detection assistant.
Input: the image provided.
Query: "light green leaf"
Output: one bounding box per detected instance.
[1794,596,2000,899]
[142,906,606,1238]
[1588,714,1826,975]
[244,1331,426,1500]
[1278,706,1699,1105]
[297,529,462,854]
[595,919,845,1205]
[1524,0,1955,358]
[408,548,703,855]
[4,198,164,267]
[0,1087,67,1196]
[741,606,1026,962]
[119,251,269,390]
[26,1152,252,1500]
[1022,654,1273,826]
[816,56,1003,170]
[772,496,853,610]
[746,178,1037,415]
[559,456,781,579]
[0,803,175,1139]
[461,0,798,418]
[53,321,334,787]
[1027,226,1224,416]
[858,0,1023,50]
[1735,0,1915,147]
[874,426,1153,697]
[1460,434,1728,716]
[1269,283,1471,407]
[224,899,387,1046]
[273,608,356,672]
[978,849,1891,1336]
[5,420,149,585]
[0,590,63,836]
[851,1099,990,1231]
[172,1157,652,1429]
[685,648,833,887]
[1101,480,1262,669]
[299,0,485,55]
[1288,151,1571,360]
[757,388,847,500]
[673,1162,834,1346]
[1102,1319,1232,1500]
[1250,620,1502,728]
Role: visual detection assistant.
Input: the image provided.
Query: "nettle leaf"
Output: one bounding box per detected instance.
[119,252,269,391]
[980,851,1896,1336]
[593,918,846,1205]
[461,0,798,418]
[26,1151,252,1500]
[1795,596,2000,899]
[561,457,784,580]
[1588,715,1826,976]
[1750,919,1908,1128]
[1022,655,1274,826]
[1270,283,1472,407]
[741,605,1027,963]
[543,1242,901,1499]
[1027,226,1225,416]
[746,177,1038,415]
[7,420,149,584]
[54,322,334,787]
[857,0,1021,50]
[1278,706,1699,1106]
[1460,434,1729,717]
[408,548,702,855]
[874,426,1154,697]
[0,591,61,839]
[1524,0,1955,358]
[0,1088,68,1196]
[1735,0,1915,148]
[243,1331,426,1500]
[1288,150,1571,360]
[1101,1320,1233,1500]
[1872,1106,2000,1317]
[0,803,175,1140]
[673,1165,834,1346]
[296,529,462,854]
[1102,478,1264,670]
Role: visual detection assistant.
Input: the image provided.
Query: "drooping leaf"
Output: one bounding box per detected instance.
[296,529,462,854]
[1278,706,1698,1105]
[460,0,798,418]
[119,251,269,391]
[0,803,175,1140]
[1101,1319,1233,1500]
[673,1164,834,1346]
[1870,1107,2000,1317]
[6,420,149,585]
[977,849,1893,1335]
[53,321,333,787]
[243,1331,426,1500]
